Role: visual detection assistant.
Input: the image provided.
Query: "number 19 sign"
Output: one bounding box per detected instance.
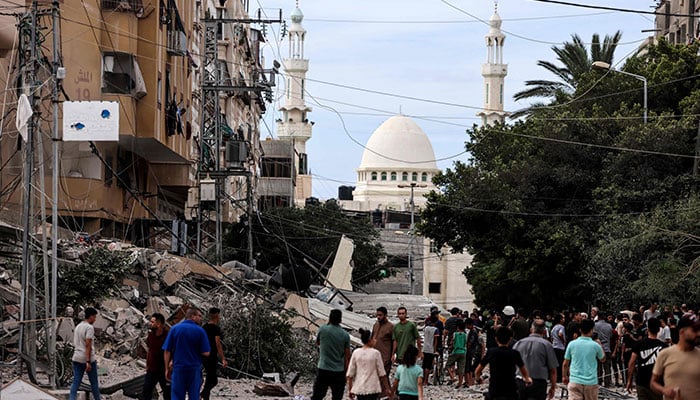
[63,101,119,142]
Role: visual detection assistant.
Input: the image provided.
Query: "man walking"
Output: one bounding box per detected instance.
[513,319,559,400]
[312,309,351,400]
[371,306,394,376]
[626,317,667,400]
[392,306,422,364]
[563,319,605,400]
[143,313,170,400]
[70,307,101,400]
[650,316,700,400]
[201,308,228,400]
[594,312,613,387]
[163,308,210,400]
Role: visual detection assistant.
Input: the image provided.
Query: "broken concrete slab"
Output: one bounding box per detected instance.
[2,377,62,399]
[283,294,314,330]
[326,235,354,291]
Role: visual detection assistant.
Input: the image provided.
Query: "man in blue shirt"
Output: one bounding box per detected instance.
[312,309,350,400]
[563,319,605,400]
[163,308,211,400]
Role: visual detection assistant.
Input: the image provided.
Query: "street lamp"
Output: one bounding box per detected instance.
[398,182,427,295]
[592,61,647,124]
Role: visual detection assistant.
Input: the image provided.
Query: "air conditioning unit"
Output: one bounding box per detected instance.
[225,140,249,169]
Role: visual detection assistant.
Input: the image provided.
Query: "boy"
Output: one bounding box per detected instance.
[475,326,532,400]
[422,318,439,385]
[446,319,467,388]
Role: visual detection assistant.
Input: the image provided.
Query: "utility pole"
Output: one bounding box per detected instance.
[195,8,281,266]
[398,182,426,295]
[48,0,61,388]
[19,1,39,382]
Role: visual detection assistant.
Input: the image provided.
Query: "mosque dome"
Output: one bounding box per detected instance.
[290,7,304,24]
[358,115,439,171]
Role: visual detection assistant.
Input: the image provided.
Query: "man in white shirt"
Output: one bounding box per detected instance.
[70,307,101,400]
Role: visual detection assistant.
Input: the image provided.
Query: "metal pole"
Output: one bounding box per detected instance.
[643,78,648,125]
[408,184,415,295]
[246,172,254,267]
[49,0,60,387]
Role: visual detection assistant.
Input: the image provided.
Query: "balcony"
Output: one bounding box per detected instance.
[167,30,187,56]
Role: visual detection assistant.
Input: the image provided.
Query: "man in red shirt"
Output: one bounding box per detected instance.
[142,313,170,400]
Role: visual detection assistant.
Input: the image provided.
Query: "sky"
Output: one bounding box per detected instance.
[254,0,656,199]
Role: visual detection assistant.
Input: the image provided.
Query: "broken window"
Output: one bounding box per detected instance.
[102,52,146,97]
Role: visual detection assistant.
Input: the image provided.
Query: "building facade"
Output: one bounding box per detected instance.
[654,0,699,44]
[0,0,271,250]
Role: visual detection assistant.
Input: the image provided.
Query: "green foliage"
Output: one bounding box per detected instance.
[223,200,387,287]
[58,247,132,309]
[215,297,317,377]
[513,31,622,116]
[422,40,700,311]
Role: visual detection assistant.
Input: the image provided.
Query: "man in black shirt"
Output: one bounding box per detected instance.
[475,326,532,400]
[626,318,667,400]
[201,307,228,400]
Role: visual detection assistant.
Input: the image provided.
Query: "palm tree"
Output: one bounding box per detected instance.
[513,31,622,113]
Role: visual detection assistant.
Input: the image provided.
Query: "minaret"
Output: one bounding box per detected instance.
[277,1,313,205]
[477,2,509,125]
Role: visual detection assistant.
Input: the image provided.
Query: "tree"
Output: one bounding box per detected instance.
[58,247,132,309]
[513,31,622,116]
[223,200,387,287]
[421,40,700,311]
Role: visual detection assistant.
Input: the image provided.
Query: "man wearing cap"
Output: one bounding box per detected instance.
[650,316,700,400]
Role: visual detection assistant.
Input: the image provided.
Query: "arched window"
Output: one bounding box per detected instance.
[391,172,397,181]
[412,172,418,181]
[421,172,428,182]
[402,172,408,181]
[371,172,377,181]
[381,172,387,181]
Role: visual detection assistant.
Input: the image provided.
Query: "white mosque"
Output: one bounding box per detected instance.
[337,4,507,308]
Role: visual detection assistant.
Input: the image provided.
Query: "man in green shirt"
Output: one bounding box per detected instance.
[312,309,351,400]
[392,306,422,364]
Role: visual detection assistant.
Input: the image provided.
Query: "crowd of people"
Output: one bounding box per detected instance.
[67,302,700,400]
[315,303,700,400]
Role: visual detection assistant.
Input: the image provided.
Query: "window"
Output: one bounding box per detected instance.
[298,153,308,175]
[261,157,292,178]
[500,84,504,104]
[381,172,387,181]
[103,52,137,95]
[102,0,143,10]
[428,282,441,294]
[412,172,417,181]
[421,172,428,182]
[402,172,408,181]
[485,83,489,104]
[371,172,377,181]
[301,79,305,99]
[391,172,397,181]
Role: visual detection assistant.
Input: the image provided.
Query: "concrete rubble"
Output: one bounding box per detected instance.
[0,237,458,399]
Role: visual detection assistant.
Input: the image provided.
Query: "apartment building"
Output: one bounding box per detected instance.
[654,0,699,44]
[0,0,270,249]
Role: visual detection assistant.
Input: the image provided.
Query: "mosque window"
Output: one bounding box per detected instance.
[421,172,428,182]
[402,172,408,181]
[391,172,397,181]
[412,172,417,181]
[301,79,305,99]
[485,83,489,104]
[500,84,504,104]
[381,172,387,181]
[371,172,377,181]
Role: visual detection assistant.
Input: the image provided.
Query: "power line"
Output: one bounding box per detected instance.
[304,11,614,24]
[533,0,698,17]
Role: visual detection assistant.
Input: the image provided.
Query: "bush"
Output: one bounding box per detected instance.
[210,291,318,378]
[58,247,131,309]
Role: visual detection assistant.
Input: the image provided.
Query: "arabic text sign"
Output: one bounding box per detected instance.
[63,101,119,142]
